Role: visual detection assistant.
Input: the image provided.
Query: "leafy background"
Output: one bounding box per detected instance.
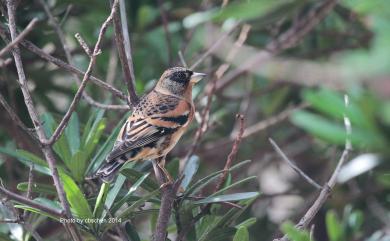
[0,0,389,241]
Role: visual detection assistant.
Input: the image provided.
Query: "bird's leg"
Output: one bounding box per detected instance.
[153,156,173,189]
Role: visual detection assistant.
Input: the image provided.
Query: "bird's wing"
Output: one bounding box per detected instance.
[106,91,192,162]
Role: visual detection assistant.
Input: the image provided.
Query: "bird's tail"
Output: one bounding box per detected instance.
[94,157,127,183]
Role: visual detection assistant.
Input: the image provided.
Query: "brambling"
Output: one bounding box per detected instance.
[95,67,206,183]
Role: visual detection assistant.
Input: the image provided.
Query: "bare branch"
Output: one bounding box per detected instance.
[0,25,128,102]
[214,114,245,191]
[0,93,37,140]
[110,0,139,106]
[74,33,92,57]
[273,94,352,241]
[37,0,129,110]
[152,162,183,241]
[183,25,251,166]
[269,138,322,190]
[23,164,34,220]
[176,114,245,241]
[190,22,240,69]
[0,17,38,58]
[178,50,188,68]
[43,0,121,146]
[157,0,173,64]
[0,185,63,219]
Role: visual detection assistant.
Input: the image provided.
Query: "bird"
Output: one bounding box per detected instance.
[95,67,206,184]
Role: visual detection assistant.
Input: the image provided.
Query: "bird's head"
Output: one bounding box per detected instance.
[156,67,206,96]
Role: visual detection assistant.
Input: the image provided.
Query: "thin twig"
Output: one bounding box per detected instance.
[176,115,245,241]
[0,93,37,140]
[37,0,127,110]
[0,185,63,219]
[43,0,121,146]
[23,164,34,219]
[269,138,322,190]
[153,168,183,241]
[204,103,309,151]
[273,94,351,241]
[0,17,38,58]
[105,205,129,241]
[5,1,81,240]
[0,25,128,102]
[157,0,173,64]
[190,23,240,69]
[0,57,12,67]
[110,0,138,106]
[23,222,44,241]
[182,25,251,166]
[178,50,188,68]
[74,33,92,57]
[214,114,245,191]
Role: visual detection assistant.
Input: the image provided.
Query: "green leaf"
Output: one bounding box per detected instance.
[42,113,72,166]
[65,113,80,155]
[235,217,257,229]
[326,211,344,241]
[17,182,57,195]
[184,160,252,198]
[212,176,257,197]
[14,198,62,221]
[84,118,106,159]
[121,168,159,192]
[104,188,160,231]
[61,173,93,219]
[69,150,88,182]
[348,210,364,233]
[194,192,259,205]
[87,114,127,174]
[233,226,249,241]
[0,147,50,175]
[199,197,257,241]
[93,181,110,218]
[303,89,373,129]
[124,222,140,241]
[101,174,127,218]
[181,155,200,190]
[291,110,384,149]
[111,173,151,213]
[281,222,311,241]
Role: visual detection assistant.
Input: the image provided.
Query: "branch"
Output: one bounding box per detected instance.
[152,162,183,241]
[182,24,251,165]
[203,103,309,152]
[43,0,121,146]
[214,114,245,192]
[0,17,38,58]
[157,0,173,64]
[0,185,63,219]
[269,138,322,190]
[0,25,128,102]
[176,114,245,241]
[273,94,351,241]
[23,164,34,219]
[5,1,82,239]
[0,93,37,140]
[190,22,240,69]
[37,0,129,110]
[110,0,138,106]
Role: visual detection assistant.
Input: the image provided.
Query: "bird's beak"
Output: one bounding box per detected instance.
[190,72,206,84]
